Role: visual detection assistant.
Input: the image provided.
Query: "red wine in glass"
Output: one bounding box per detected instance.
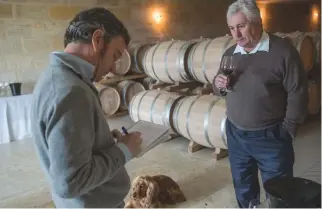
[220,56,236,93]
[222,67,234,76]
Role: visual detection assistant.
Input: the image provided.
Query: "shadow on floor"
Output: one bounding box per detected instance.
[176,166,231,204]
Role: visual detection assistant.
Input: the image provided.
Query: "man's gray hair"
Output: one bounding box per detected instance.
[227,0,262,23]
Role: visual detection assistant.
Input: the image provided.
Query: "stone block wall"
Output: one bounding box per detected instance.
[0,0,235,85]
[0,0,320,86]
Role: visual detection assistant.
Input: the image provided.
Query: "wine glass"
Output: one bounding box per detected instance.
[220,55,236,93]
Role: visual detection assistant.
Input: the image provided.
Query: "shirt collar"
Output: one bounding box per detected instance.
[50,51,95,84]
[233,30,270,54]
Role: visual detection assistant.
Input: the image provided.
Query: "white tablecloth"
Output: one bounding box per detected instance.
[0,94,33,144]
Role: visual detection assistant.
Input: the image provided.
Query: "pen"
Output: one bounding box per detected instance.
[121,126,128,135]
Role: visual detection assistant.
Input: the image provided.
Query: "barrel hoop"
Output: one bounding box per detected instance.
[164,97,175,127]
[173,97,188,133]
[151,43,163,80]
[201,39,214,83]
[121,81,135,108]
[187,42,201,80]
[186,95,202,141]
[150,92,162,123]
[220,117,228,148]
[204,98,220,148]
[133,44,141,73]
[129,93,137,121]
[142,44,150,75]
[178,42,191,81]
[136,90,150,121]
[146,43,161,80]
[164,41,177,83]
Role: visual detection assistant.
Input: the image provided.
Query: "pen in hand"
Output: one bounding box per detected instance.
[122,126,128,135]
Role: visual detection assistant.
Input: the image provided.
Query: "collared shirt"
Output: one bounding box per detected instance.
[233,31,270,54]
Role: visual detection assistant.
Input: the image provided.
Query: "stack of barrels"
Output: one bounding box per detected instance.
[129,89,228,150]
[94,81,146,116]
[130,32,320,120]
[96,31,319,143]
[141,36,236,85]
[94,47,147,116]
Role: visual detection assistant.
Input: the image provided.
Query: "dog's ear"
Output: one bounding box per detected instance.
[141,176,160,208]
[131,176,145,201]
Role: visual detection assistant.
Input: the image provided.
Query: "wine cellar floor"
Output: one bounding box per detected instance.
[0,115,320,208]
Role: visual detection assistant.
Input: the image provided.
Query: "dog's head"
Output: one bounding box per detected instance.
[130,175,160,208]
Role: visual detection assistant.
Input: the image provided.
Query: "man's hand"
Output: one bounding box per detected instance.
[121,132,142,157]
[112,129,142,157]
[214,74,230,89]
[111,129,123,142]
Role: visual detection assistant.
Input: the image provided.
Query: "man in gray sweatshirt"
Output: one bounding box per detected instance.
[31,8,142,208]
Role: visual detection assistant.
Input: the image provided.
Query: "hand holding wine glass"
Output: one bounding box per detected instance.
[218,55,236,93]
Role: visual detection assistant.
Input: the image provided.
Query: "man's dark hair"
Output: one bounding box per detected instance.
[64,7,130,48]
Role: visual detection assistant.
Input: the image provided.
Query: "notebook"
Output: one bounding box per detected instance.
[126,120,170,157]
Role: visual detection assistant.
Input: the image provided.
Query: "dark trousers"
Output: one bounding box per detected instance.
[226,119,295,208]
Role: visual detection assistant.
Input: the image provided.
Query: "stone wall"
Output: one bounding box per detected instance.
[0,0,320,87]
[0,0,235,85]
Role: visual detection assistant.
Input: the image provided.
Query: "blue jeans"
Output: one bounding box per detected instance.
[226,119,294,208]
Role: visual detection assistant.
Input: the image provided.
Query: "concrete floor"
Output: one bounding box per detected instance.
[0,115,320,208]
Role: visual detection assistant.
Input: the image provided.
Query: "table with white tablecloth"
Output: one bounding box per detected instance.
[0,94,33,144]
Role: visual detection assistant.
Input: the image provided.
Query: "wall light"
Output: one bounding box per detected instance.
[257,3,268,30]
[152,11,162,24]
[310,4,320,31]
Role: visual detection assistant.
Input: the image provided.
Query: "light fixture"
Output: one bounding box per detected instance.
[152,11,162,24]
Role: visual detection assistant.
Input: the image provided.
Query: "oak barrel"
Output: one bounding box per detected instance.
[129,90,183,129]
[142,77,157,90]
[128,43,152,73]
[308,80,321,115]
[187,36,236,84]
[111,49,131,76]
[143,40,194,83]
[94,83,120,116]
[172,95,228,149]
[275,32,316,72]
[116,80,145,110]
